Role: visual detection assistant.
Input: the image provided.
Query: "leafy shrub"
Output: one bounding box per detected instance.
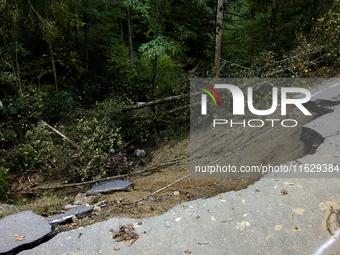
[43,90,74,121]
[0,128,17,149]
[0,166,11,199]
[6,97,133,181]
[9,144,39,174]
[0,90,75,141]
[163,107,190,142]
[0,94,153,182]
[88,96,149,143]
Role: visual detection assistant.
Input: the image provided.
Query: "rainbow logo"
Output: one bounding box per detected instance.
[198,82,222,106]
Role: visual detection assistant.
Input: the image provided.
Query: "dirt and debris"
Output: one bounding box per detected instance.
[3,107,318,231]
[110,223,139,245]
[281,190,288,195]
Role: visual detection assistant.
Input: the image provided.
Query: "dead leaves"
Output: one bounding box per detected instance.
[111,224,139,246]
[13,234,25,241]
[180,205,188,210]
[281,189,288,195]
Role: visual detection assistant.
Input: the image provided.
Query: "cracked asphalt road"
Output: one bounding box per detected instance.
[16,79,340,255]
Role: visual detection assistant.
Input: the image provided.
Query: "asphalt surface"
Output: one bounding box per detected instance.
[15,79,340,254]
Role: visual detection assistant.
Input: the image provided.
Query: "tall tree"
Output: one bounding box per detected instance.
[43,0,58,92]
[214,0,223,78]
[83,0,89,71]
[28,0,59,92]
[127,4,133,62]
[0,0,23,96]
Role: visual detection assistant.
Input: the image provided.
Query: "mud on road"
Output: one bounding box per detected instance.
[4,104,319,232]
[52,107,317,231]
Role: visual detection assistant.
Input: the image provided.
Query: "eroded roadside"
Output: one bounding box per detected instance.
[2,82,340,254]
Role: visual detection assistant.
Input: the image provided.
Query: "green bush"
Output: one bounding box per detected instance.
[8,97,131,181]
[88,96,149,143]
[0,95,153,182]
[0,166,11,199]
[0,128,17,149]
[43,90,74,121]
[8,143,39,174]
[0,90,45,132]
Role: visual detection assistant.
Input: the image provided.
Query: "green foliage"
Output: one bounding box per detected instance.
[221,0,334,77]
[1,97,138,181]
[0,128,17,149]
[0,93,40,133]
[139,36,183,59]
[240,0,340,78]
[0,90,75,139]
[1,0,338,187]
[9,144,39,174]
[44,90,74,121]
[32,192,66,216]
[76,116,121,155]
[0,166,11,199]
[163,107,190,142]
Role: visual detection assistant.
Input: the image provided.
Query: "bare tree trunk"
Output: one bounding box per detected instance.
[39,120,79,150]
[122,92,194,112]
[127,5,133,63]
[269,0,278,44]
[149,56,157,102]
[214,0,223,78]
[14,43,22,96]
[43,1,58,92]
[84,8,89,71]
[37,73,41,91]
[149,56,159,138]
[5,46,22,96]
[75,8,79,51]
[13,0,22,96]
[1,1,23,96]
[120,6,124,44]
[66,18,70,41]
[48,38,58,91]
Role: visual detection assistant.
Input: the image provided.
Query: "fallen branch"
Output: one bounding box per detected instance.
[123,139,135,149]
[160,158,182,166]
[26,158,184,192]
[39,120,79,150]
[264,67,291,77]
[134,105,189,120]
[122,93,198,112]
[129,236,139,246]
[29,171,146,191]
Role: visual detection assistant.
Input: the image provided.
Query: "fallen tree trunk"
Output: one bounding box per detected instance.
[122,92,199,112]
[25,157,186,192]
[134,104,189,120]
[29,171,142,191]
[39,120,79,150]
